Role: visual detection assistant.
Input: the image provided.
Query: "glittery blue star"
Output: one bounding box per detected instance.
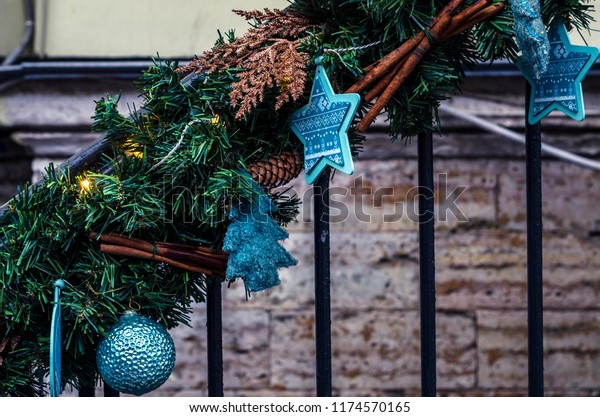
[519,20,599,125]
[290,58,360,184]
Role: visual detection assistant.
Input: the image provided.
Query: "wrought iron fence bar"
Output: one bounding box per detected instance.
[314,170,332,397]
[103,382,120,397]
[525,83,544,397]
[418,129,437,397]
[78,386,95,397]
[207,276,224,397]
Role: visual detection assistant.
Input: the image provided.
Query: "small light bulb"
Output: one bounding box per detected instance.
[123,139,144,158]
[128,150,144,159]
[80,179,91,191]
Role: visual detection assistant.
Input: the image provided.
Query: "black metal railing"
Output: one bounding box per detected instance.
[207,275,224,397]
[418,129,437,397]
[314,170,333,397]
[194,82,546,398]
[525,84,544,397]
[3,77,549,398]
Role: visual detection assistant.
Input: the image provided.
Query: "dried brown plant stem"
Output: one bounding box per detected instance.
[177,9,316,118]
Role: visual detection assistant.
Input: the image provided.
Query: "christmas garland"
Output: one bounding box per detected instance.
[0,0,595,396]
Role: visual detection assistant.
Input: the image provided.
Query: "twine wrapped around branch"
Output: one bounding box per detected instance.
[347,0,505,132]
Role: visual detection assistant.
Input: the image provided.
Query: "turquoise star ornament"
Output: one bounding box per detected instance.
[519,20,599,125]
[290,57,361,184]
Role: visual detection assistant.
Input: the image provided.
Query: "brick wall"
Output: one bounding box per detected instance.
[1,74,600,396]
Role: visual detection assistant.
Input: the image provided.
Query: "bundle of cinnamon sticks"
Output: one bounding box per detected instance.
[90,232,229,276]
[347,0,505,132]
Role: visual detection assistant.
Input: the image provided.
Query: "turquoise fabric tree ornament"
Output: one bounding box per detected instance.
[223,176,297,292]
[290,56,360,184]
[96,311,176,396]
[519,20,599,124]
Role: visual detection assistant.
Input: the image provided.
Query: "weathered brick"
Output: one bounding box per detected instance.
[437,231,526,269]
[544,267,600,309]
[437,267,526,310]
[437,230,600,269]
[225,389,313,397]
[221,308,271,389]
[271,310,475,392]
[270,311,316,391]
[161,305,208,392]
[438,264,600,310]
[477,310,600,390]
[499,161,600,234]
[286,159,497,233]
[224,231,421,311]
[156,304,270,394]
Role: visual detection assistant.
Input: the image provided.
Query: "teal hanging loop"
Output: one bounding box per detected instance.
[49,279,65,397]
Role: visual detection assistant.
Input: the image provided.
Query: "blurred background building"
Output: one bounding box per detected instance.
[1,0,600,396]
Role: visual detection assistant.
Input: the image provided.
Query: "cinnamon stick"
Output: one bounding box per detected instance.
[346,33,424,94]
[91,232,228,260]
[99,244,214,275]
[356,12,453,132]
[347,0,466,95]
[91,232,229,275]
[363,56,408,103]
[443,3,505,40]
[91,232,154,254]
[156,240,228,258]
[157,247,228,272]
[448,0,492,31]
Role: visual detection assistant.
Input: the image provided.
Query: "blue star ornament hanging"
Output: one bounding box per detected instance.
[290,57,360,184]
[520,20,599,125]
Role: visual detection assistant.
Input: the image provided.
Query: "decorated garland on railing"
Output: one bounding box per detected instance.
[0,0,597,396]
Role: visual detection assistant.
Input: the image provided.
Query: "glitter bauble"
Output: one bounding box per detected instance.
[96,311,175,396]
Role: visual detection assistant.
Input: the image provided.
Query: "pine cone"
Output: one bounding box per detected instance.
[249,150,303,188]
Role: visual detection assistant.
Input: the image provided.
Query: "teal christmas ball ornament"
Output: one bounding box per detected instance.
[96,311,176,396]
